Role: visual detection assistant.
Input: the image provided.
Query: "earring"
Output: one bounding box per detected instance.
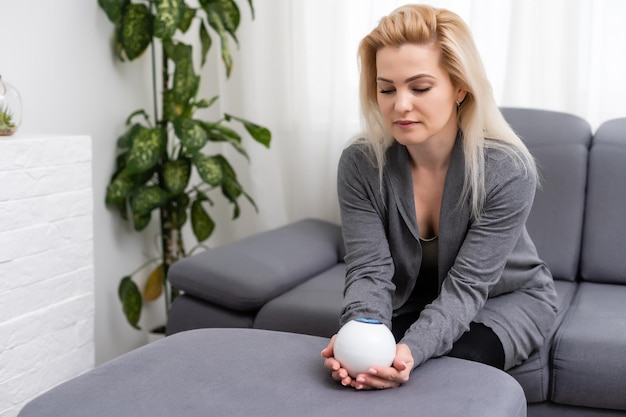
[456,99,462,108]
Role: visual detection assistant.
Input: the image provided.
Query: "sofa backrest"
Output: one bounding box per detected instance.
[501,107,593,281]
[580,118,626,284]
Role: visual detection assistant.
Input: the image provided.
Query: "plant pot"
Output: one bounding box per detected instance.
[0,75,22,136]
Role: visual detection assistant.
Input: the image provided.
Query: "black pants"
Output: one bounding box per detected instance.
[392,313,505,370]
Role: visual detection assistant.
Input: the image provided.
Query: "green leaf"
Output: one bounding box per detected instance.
[219,155,242,199]
[192,153,223,186]
[163,159,191,195]
[98,0,129,23]
[222,0,242,41]
[170,194,189,229]
[105,164,156,207]
[162,38,180,60]
[121,3,154,60]
[119,276,142,329]
[125,109,151,126]
[177,4,196,33]
[132,212,152,231]
[116,123,144,149]
[195,96,219,109]
[130,185,169,215]
[105,170,135,206]
[218,155,257,218]
[207,9,233,77]
[203,0,241,44]
[211,123,241,143]
[216,134,249,159]
[163,90,181,120]
[115,152,127,172]
[174,118,208,153]
[191,200,215,242]
[154,0,183,39]
[199,21,212,67]
[195,188,212,204]
[226,114,271,148]
[201,123,249,159]
[166,42,199,104]
[126,127,166,174]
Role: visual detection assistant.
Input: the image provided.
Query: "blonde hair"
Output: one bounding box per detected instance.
[357,4,536,219]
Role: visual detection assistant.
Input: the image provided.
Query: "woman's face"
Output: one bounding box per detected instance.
[375,43,462,148]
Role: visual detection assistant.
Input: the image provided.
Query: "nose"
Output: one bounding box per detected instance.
[394,89,413,113]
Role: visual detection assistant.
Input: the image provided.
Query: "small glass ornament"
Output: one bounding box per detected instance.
[0,75,22,136]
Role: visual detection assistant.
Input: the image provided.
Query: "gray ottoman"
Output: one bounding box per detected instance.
[19,329,526,417]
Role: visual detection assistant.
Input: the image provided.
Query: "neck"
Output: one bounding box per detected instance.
[407,128,458,172]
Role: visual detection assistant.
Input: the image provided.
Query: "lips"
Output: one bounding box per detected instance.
[394,120,418,127]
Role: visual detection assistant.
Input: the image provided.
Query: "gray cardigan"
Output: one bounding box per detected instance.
[337,136,558,370]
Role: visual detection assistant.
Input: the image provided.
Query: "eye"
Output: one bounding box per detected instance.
[379,88,395,94]
[413,87,431,93]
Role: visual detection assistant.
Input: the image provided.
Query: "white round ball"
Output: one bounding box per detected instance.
[333,319,396,378]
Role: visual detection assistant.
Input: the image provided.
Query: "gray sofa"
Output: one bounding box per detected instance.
[18,328,527,417]
[166,108,626,417]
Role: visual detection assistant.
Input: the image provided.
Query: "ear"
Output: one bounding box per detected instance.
[456,90,467,104]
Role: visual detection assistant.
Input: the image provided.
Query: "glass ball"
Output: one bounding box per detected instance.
[0,75,22,136]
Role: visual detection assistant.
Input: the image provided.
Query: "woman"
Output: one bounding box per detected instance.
[321,4,558,390]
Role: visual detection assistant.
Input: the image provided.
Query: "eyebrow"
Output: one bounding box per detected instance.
[376,74,435,84]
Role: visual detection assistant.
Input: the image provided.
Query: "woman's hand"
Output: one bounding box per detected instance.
[322,339,414,390]
[350,343,414,390]
[321,335,354,387]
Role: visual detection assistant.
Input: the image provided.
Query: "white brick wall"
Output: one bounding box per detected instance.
[0,135,94,417]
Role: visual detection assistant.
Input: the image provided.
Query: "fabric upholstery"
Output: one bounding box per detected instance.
[254,263,345,337]
[528,402,626,417]
[551,283,626,410]
[19,329,526,417]
[166,294,255,336]
[508,280,578,402]
[501,107,592,281]
[168,218,343,311]
[581,118,626,284]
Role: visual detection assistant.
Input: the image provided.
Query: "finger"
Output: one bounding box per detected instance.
[323,357,340,372]
[353,374,401,390]
[331,366,349,379]
[320,335,337,358]
[363,365,405,387]
[334,371,352,386]
[330,368,352,386]
[367,366,400,383]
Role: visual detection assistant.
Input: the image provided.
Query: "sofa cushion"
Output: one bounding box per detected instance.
[18,329,527,417]
[168,218,343,311]
[166,294,255,336]
[508,280,578,403]
[501,107,592,281]
[254,263,345,337]
[550,282,626,411]
[581,118,626,284]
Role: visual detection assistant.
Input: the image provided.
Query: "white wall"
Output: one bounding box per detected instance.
[0,135,94,417]
[0,0,167,365]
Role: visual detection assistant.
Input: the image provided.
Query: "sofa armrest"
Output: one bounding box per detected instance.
[168,218,344,311]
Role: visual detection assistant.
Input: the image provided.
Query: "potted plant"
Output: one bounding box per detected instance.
[0,105,16,136]
[0,75,22,136]
[98,0,271,332]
